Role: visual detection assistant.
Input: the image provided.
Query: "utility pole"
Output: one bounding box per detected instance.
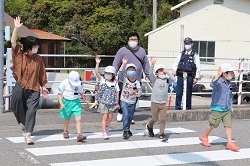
[0,1,5,114]
[153,0,157,30]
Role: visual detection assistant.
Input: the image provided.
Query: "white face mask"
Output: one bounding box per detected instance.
[104,73,113,80]
[225,75,233,81]
[128,41,138,49]
[184,44,192,50]
[158,74,169,79]
[31,47,38,54]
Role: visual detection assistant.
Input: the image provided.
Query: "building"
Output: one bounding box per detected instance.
[145,0,250,80]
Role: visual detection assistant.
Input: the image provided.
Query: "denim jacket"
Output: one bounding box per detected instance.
[210,77,232,111]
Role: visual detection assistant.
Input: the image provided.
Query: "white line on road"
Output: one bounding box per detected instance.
[6,127,195,143]
[26,136,226,156]
[50,148,250,166]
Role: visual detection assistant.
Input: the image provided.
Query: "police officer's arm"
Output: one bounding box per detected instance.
[172,53,182,76]
[194,53,201,79]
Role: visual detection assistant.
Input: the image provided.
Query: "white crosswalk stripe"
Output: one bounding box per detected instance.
[26,136,227,156]
[5,127,250,166]
[6,127,195,143]
[50,148,250,166]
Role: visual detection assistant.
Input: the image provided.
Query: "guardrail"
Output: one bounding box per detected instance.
[3,54,250,112]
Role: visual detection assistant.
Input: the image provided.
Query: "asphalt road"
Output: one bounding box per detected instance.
[0,108,249,166]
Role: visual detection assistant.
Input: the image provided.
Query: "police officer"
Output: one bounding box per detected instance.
[172,37,200,110]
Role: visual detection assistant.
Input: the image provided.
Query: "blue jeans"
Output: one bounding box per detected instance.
[175,76,194,110]
[120,101,136,131]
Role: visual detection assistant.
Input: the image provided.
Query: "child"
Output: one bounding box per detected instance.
[199,63,240,151]
[146,57,176,141]
[57,71,89,142]
[95,56,120,139]
[118,57,142,139]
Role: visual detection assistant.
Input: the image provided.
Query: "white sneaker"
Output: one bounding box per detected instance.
[117,113,122,122]
[131,120,135,124]
[25,135,34,145]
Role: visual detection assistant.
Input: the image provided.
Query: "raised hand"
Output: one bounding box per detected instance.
[14,16,23,29]
[95,56,101,64]
[150,57,157,65]
[122,56,128,64]
[217,66,223,76]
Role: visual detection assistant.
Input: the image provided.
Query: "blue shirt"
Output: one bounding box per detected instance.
[210,77,232,112]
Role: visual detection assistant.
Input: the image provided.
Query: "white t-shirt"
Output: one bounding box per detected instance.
[99,77,120,92]
[57,79,83,100]
[120,78,141,104]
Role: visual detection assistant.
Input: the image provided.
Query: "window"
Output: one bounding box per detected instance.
[214,0,224,4]
[192,41,215,63]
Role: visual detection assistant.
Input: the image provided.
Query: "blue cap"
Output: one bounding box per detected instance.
[184,37,193,44]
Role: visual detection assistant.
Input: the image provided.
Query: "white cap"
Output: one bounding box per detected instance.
[221,63,235,73]
[125,63,137,71]
[104,66,116,74]
[68,71,81,86]
[154,64,165,73]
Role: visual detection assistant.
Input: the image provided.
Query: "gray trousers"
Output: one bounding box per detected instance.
[11,82,40,133]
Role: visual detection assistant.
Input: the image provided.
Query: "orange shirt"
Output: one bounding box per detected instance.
[11,45,48,92]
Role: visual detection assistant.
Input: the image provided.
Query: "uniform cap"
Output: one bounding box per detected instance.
[68,71,81,86]
[184,37,193,44]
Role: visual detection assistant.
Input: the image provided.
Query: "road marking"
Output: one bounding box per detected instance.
[6,127,195,143]
[50,148,250,166]
[26,136,226,156]
[16,150,40,164]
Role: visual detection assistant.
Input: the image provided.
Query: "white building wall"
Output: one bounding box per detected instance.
[147,2,250,86]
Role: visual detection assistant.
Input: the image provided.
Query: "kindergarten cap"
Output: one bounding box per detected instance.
[68,71,81,86]
[154,64,165,73]
[125,63,137,71]
[104,66,116,74]
[220,63,235,73]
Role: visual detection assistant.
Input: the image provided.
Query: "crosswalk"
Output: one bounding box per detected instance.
[5,127,250,166]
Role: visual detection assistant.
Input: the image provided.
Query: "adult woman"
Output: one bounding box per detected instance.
[11,16,49,145]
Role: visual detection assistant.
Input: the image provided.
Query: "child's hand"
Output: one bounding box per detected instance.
[60,103,65,109]
[122,56,128,64]
[217,66,223,77]
[95,56,101,64]
[116,104,120,110]
[150,57,157,65]
[135,93,141,98]
[84,100,91,104]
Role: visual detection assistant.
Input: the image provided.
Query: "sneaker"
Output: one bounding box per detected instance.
[117,113,122,122]
[146,123,154,137]
[128,130,133,136]
[22,129,27,137]
[226,142,240,151]
[77,134,86,142]
[63,131,69,139]
[159,133,166,141]
[123,131,129,139]
[102,132,109,140]
[199,134,211,147]
[105,126,109,134]
[25,135,34,145]
[131,120,135,124]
